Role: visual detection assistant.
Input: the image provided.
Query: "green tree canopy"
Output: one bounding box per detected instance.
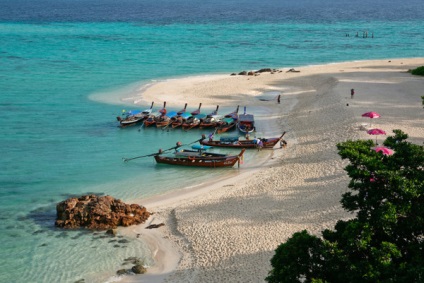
[266,130,424,283]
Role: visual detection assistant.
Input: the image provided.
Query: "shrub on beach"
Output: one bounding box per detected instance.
[410,66,424,76]
[266,130,424,283]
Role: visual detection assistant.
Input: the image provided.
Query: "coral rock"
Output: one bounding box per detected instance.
[55,195,150,229]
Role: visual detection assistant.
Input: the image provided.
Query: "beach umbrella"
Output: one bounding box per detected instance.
[367,128,386,144]
[373,146,394,156]
[362,111,381,119]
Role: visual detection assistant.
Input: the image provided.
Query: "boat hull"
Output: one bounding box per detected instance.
[117,115,147,127]
[200,134,285,149]
[154,155,240,167]
[154,149,245,168]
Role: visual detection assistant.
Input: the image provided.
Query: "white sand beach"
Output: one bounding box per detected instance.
[120,58,424,283]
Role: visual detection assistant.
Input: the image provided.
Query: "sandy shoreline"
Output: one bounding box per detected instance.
[119,58,424,282]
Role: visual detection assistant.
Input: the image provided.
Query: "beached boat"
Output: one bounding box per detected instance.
[172,103,202,129]
[199,114,221,129]
[200,132,286,149]
[143,113,158,127]
[182,113,206,130]
[155,111,178,128]
[154,148,245,168]
[215,105,239,134]
[190,103,202,116]
[199,105,220,129]
[237,106,255,133]
[144,102,167,127]
[177,103,188,115]
[116,102,154,127]
[171,112,192,128]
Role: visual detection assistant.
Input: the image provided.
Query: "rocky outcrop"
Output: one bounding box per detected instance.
[55,195,150,229]
[132,264,147,274]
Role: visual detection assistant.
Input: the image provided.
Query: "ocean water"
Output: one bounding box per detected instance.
[1,0,424,282]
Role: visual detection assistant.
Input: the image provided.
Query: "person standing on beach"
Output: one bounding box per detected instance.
[277,94,281,104]
[351,88,355,99]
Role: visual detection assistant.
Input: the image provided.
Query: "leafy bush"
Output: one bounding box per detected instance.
[410,66,424,76]
[266,130,424,283]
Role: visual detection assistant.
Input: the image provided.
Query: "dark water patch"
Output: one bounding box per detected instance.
[1,0,423,23]
[27,204,57,228]
[32,229,46,235]
[55,231,69,238]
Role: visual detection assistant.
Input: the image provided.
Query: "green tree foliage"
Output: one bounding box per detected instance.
[266,130,424,283]
[410,66,424,76]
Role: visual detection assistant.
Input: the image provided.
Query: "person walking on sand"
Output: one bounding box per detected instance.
[351,88,355,99]
[277,94,281,104]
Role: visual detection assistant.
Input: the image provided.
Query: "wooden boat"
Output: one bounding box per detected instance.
[200,132,286,149]
[182,113,206,131]
[156,111,178,128]
[199,114,221,129]
[160,103,187,130]
[154,148,245,168]
[143,113,158,127]
[190,103,202,116]
[171,112,192,128]
[215,106,239,134]
[144,102,167,127]
[199,105,220,129]
[177,103,188,115]
[116,102,154,127]
[171,103,203,128]
[237,106,255,133]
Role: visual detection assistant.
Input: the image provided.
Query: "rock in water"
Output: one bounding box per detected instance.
[55,194,150,229]
[132,264,147,274]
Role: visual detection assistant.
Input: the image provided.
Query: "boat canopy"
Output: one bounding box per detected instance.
[238,114,254,122]
[191,144,213,150]
[194,113,207,119]
[126,110,141,115]
[166,111,178,118]
[179,112,192,119]
[220,136,239,143]
[222,117,234,124]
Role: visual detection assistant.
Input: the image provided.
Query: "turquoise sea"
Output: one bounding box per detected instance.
[1,0,424,282]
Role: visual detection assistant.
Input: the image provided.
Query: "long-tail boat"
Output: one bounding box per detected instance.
[200,132,286,149]
[182,113,206,130]
[171,112,192,128]
[215,105,239,134]
[116,102,154,127]
[237,106,255,133]
[177,103,188,115]
[144,102,167,127]
[181,103,203,130]
[156,111,178,128]
[190,103,202,116]
[199,105,220,129]
[154,148,245,168]
[173,103,202,129]
[161,103,187,130]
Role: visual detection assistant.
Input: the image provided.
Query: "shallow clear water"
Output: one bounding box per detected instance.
[1,0,424,282]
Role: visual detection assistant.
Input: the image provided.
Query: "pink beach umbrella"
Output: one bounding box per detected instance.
[367,128,386,144]
[362,111,381,119]
[373,146,394,156]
